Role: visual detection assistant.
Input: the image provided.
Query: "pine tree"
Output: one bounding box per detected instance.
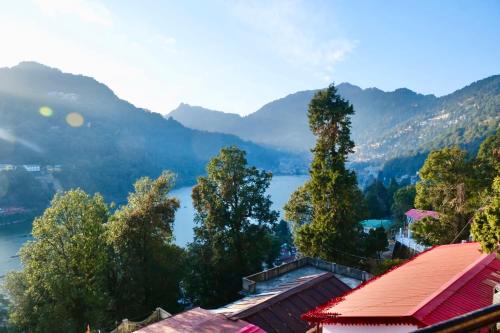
[285,84,364,264]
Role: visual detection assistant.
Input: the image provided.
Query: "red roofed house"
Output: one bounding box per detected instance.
[302,242,500,333]
[396,209,440,253]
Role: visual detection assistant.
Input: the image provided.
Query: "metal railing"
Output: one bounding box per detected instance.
[242,257,372,293]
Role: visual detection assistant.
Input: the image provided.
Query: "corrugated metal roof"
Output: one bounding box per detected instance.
[303,243,500,327]
[217,271,351,333]
[136,307,264,333]
[418,254,500,325]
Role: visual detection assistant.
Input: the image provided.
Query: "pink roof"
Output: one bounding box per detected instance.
[136,307,265,333]
[405,208,439,221]
[302,243,499,327]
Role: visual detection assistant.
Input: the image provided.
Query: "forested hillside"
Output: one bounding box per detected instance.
[169,76,499,182]
[169,75,500,162]
[0,62,306,205]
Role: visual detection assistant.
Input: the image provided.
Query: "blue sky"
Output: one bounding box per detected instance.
[0,0,498,115]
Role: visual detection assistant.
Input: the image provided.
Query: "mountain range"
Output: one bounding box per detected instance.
[0,62,306,204]
[0,61,498,205]
[168,76,499,167]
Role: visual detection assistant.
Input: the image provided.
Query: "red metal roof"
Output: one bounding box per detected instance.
[136,307,265,333]
[228,272,351,333]
[405,208,439,221]
[302,243,500,327]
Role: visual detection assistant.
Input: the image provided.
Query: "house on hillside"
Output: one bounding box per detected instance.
[302,242,500,333]
[22,164,41,172]
[0,164,15,171]
[395,208,439,253]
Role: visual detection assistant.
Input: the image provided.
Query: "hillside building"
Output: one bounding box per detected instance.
[302,242,500,332]
[395,209,439,253]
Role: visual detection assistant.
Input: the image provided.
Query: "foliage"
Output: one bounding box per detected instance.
[475,129,500,190]
[413,147,477,244]
[285,84,364,265]
[364,180,391,218]
[411,216,453,246]
[272,219,294,248]
[0,169,53,209]
[4,190,110,333]
[391,185,416,225]
[106,171,185,320]
[284,184,313,231]
[364,227,389,258]
[185,146,279,308]
[471,177,500,253]
[370,259,406,276]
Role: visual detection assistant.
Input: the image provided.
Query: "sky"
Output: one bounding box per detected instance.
[0,0,499,115]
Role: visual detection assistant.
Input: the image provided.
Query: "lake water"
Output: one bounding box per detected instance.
[0,175,308,277]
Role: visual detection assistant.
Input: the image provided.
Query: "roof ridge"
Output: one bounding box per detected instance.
[411,252,495,321]
[301,243,484,323]
[230,272,342,320]
[302,245,438,323]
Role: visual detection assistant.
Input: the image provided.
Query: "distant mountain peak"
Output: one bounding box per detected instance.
[11,61,60,72]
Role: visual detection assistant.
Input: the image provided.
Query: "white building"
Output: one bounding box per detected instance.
[395,208,438,252]
[22,164,41,172]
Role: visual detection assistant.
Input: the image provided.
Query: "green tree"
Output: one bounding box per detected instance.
[471,177,500,253]
[284,184,313,231]
[284,84,364,264]
[4,190,110,333]
[185,146,279,308]
[411,216,451,246]
[414,147,476,244]
[386,177,400,204]
[364,180,391,218]
[272,219,293,248]
[391,185,416,225]
[107,171,185,320]
[475,129,500,190]
[364,226,389,259]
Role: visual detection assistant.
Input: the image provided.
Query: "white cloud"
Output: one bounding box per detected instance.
[34,0,113,26]
[229,0,356,79]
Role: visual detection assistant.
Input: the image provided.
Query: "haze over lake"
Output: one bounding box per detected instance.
[0,175,308,277]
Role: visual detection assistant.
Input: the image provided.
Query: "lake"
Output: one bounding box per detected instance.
[0,175,308,277]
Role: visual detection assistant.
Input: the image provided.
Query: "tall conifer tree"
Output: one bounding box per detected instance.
[285,84,363,264]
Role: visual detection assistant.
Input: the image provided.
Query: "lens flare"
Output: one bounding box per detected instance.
[39,106,53,117]
[66,112,84,127]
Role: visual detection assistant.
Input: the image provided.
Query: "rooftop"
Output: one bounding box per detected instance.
[302,242,500,327]
[214,257,370,333]
[135,307,263,333]
[405,208,439,221]
[361,219,393,230]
